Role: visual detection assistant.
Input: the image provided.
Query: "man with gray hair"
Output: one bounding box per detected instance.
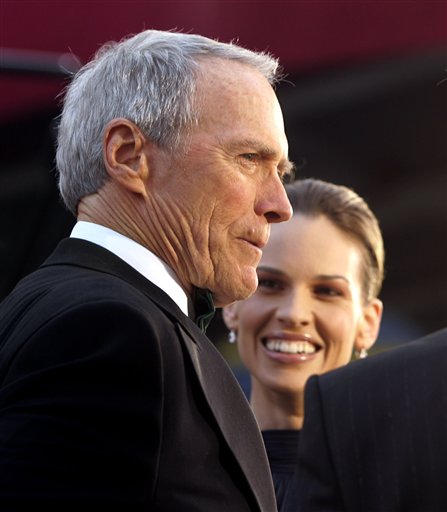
[0,30,293,510]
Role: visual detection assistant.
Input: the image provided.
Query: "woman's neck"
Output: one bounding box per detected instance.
[250,383,304,430]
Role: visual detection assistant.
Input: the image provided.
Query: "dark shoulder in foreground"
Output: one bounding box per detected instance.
[319,327,447,387]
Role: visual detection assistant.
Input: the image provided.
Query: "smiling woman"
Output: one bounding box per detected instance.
[223,177,385,508]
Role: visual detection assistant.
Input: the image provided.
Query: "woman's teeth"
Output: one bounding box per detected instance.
[265,340,317,355]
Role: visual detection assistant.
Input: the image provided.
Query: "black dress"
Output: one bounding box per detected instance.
[262,429,301,510]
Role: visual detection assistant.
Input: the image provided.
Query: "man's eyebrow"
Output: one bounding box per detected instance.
[280,159,296,177]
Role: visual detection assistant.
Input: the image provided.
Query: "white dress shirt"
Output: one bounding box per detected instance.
[70,221,190,316]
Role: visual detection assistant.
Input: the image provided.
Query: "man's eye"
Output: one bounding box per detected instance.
[241,153,257,162]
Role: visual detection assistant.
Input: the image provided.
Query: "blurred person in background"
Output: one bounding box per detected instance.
[0,29,293,511]
[284,326,447,512]
[223,178,384,508]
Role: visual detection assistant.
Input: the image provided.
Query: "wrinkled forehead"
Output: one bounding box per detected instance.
[195,57,277,110]
[195,59,285,139]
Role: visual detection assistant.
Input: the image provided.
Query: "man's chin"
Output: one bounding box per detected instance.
[213,275,258,307]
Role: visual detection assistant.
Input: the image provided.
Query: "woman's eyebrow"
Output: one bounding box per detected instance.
[257,266,286,276]
[314,274,349,283]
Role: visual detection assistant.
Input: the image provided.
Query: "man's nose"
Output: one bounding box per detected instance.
[257,176,293,223]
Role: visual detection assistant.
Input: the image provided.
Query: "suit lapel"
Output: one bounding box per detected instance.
[42,239,276,511]
[177,323,277,512]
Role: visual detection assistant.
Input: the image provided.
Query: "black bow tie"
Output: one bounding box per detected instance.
[192,288,216,333]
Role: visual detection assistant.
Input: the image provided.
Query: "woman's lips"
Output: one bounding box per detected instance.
[261,333,322,362]
[264,339,317,355]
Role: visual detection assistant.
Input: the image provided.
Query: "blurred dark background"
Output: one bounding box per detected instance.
[1,1,446,365]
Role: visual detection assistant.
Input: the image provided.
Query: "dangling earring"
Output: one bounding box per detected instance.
[228,330,237,344]
[355,347,368,359]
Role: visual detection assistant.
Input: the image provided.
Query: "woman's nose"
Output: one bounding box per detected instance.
[275,290,311,327]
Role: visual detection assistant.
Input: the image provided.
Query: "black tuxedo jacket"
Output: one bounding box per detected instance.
[0,238,277,512]
[283,328,447,512]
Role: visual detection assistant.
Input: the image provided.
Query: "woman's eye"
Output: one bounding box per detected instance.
[314,286,342,297]
[258,278,282,291]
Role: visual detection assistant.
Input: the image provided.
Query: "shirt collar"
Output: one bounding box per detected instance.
[70,221,191,317]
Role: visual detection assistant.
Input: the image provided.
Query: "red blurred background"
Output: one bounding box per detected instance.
[1,1,446,118]
[1,1,446,356]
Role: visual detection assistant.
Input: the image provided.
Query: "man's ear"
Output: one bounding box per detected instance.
[103,118,149,197]
[355,298,383,352]
[222,303,240,331]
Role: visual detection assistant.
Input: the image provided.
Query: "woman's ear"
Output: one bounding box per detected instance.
[355,298,383,352]
[103,118,149,197]
[222,303,240,331]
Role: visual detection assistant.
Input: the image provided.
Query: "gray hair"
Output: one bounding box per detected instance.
[56,29,281,214]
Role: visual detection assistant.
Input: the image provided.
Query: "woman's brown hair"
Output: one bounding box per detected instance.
[285,178,385,303]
